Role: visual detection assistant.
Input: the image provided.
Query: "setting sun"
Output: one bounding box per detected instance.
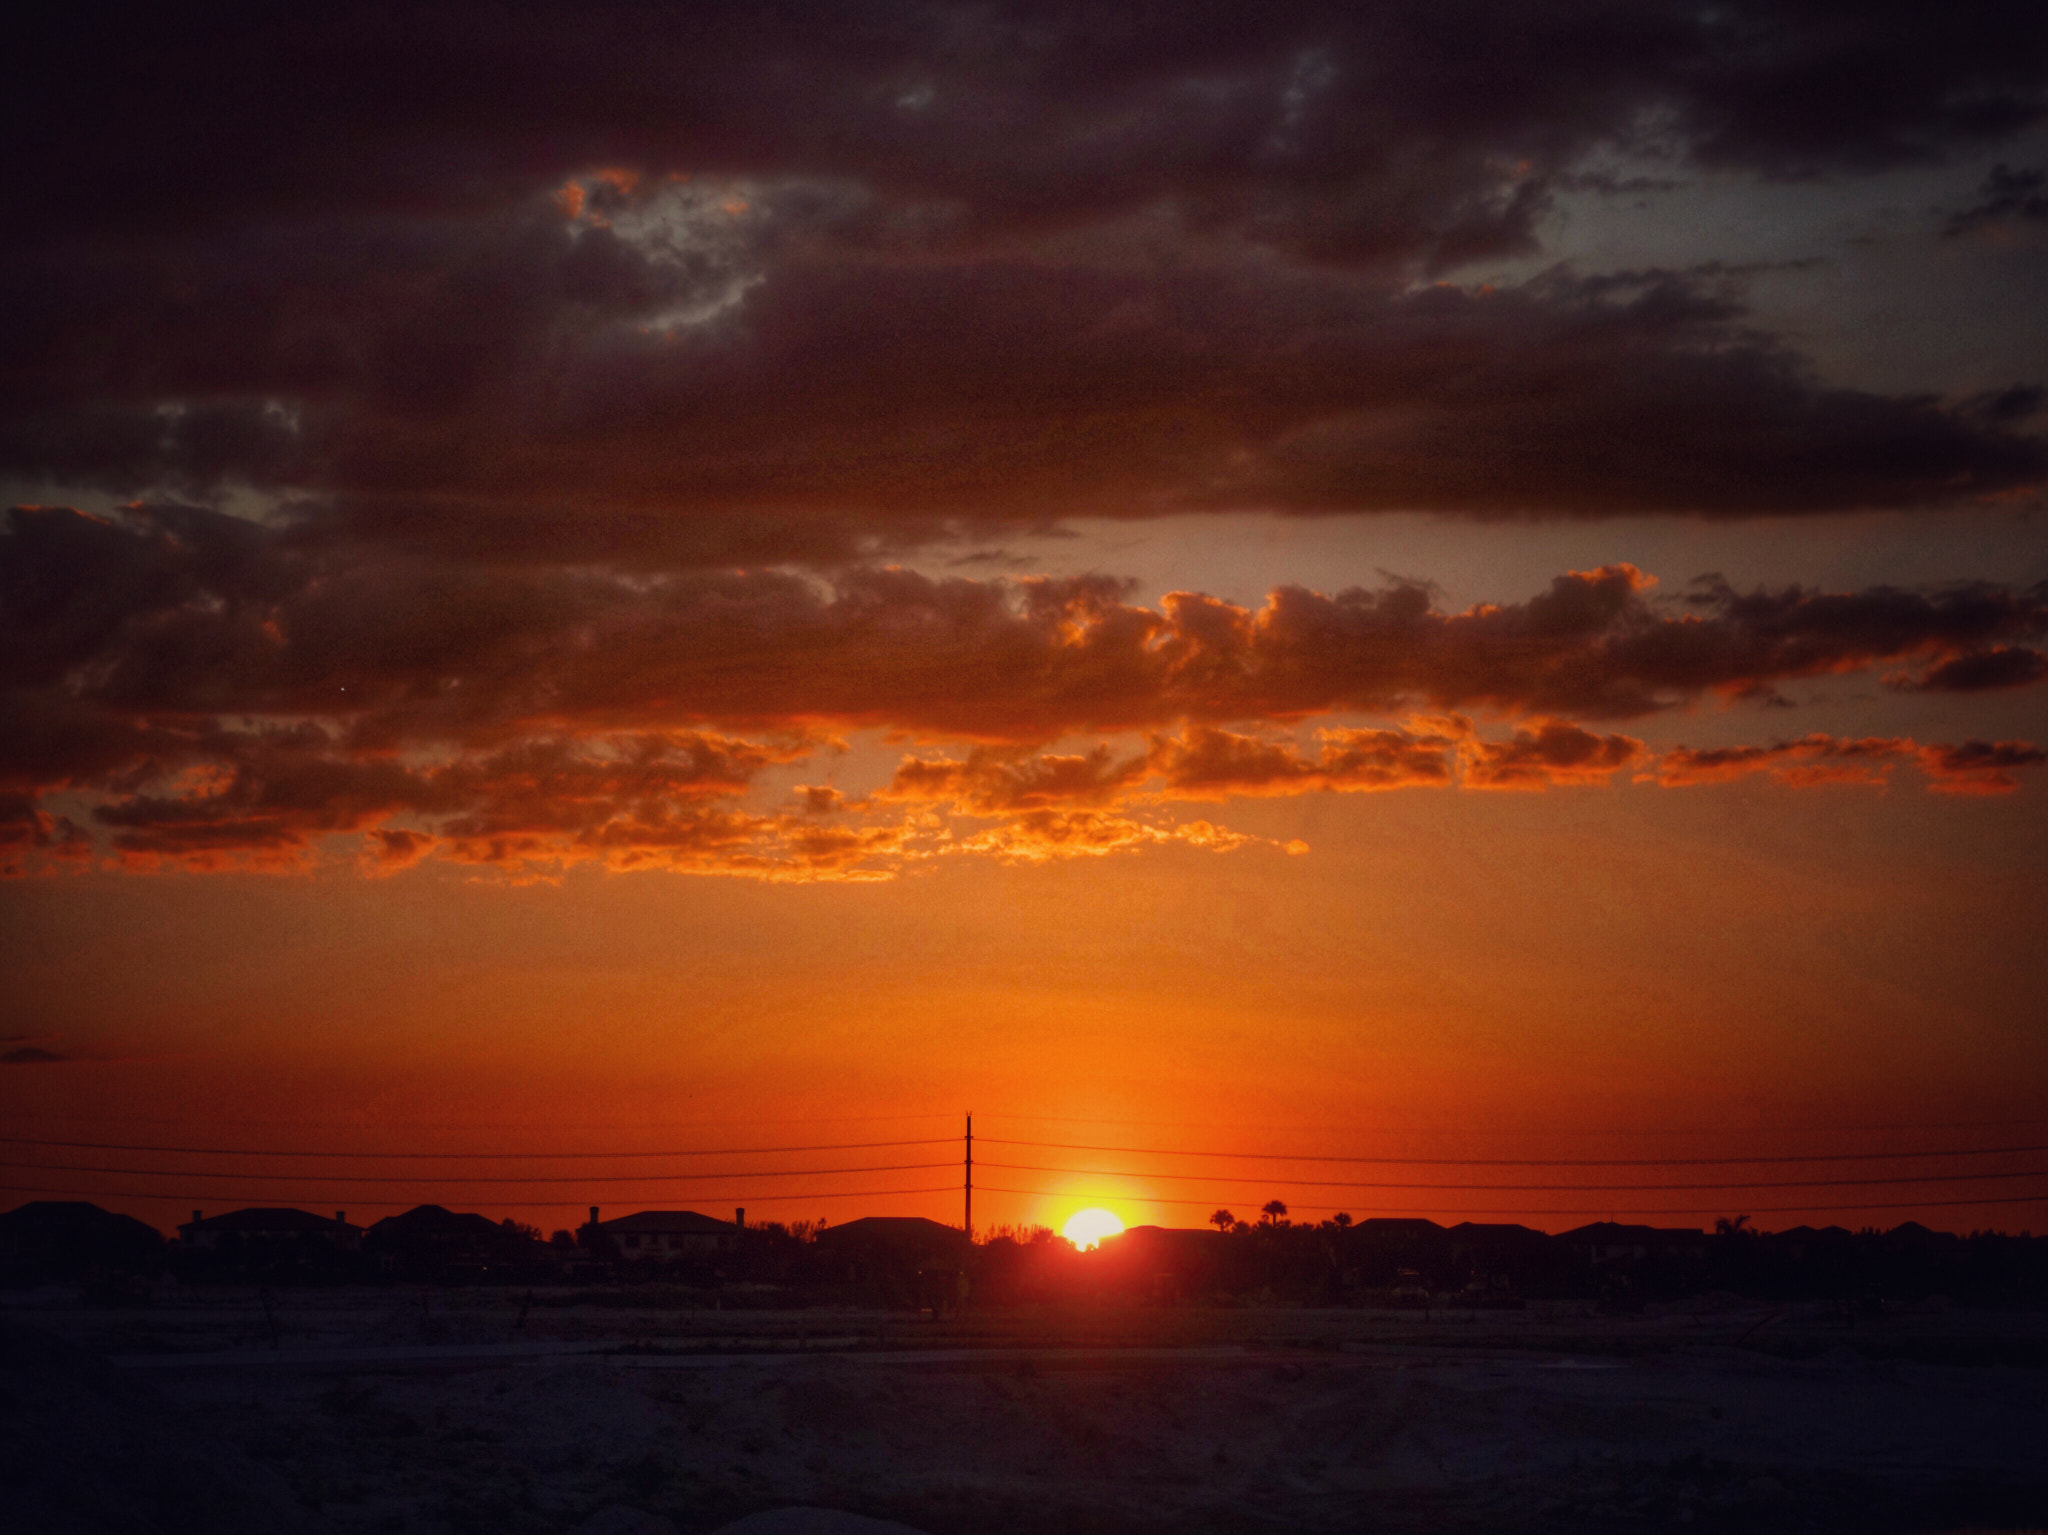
[1062,1208,1125,1250]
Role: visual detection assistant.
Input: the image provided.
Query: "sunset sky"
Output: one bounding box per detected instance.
[3,2,2046,1239]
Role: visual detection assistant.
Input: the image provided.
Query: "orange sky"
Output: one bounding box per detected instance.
[5,7,2048,1241]
[6,756,2044,1237]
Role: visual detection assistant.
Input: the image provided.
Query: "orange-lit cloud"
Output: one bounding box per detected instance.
[1148,722,1460,798]
[5,502,2045,880]
[1654,733,2047,794]
[1461,721,1645,790]
[10,507,2046,746]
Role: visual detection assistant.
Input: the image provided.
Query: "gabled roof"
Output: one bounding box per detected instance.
[813,1215,966,1247]
[1107,1225,1221,1253]
[367,1204,507,1238]
[0,1201,163,1242]
[1557,1221,1702,1242]
[596,1209,735,1235]
[1355,1217,1445,1235]
[179,1207,360,1234]
[1445,1221,1546,1239]
[1886,1220,1957,1243]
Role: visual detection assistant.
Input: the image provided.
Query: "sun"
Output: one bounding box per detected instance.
[1062,1207,1125,1250]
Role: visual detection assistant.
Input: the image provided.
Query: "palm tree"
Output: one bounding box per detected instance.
[1209,1209,1235,1232]
[1260,1199,1288,1227]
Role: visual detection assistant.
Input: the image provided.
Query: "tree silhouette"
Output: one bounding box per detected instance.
[1331,1212,1353,1228]
[1209,1209,1235,1232]
[1260,1199,1288,1227]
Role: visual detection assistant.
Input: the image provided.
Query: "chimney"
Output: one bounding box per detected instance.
[335,1211,346,1225]
[735,1207,745,1230]
[192,1209,202,1226]
[589,1205,600,1227]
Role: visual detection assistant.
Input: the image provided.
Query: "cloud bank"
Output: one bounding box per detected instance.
[4,504,2040,878]
[4,2,2044,545]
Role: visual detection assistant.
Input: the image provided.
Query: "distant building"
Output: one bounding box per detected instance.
[0,1201,163,1278]
[588,1207,740,1260]
[1345,1217,1451,1287]
[1558,1222,1705,1267]
[178,1207,363,1253]
[814,1215,967,1264]
[1444,1221,1555,1297]
[815,1215,970,1305]
[1776,1224,1855,1263]
[1101,1225,1223,1299]
[1351,1217,1448,1259]
[364,1204,552,1277]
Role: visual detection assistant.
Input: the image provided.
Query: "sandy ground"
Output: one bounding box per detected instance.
[5,1288,2046,1534]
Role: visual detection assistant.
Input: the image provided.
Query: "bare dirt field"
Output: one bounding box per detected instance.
[6,1288,2046,1534]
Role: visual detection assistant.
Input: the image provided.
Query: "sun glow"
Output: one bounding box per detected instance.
[1062,1207,1125,1250]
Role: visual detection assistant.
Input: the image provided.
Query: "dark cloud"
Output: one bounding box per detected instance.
[1919,738,2048,793]
[12,3,2044,244]
[1655,733,2047,793]
[0,788,89,877]
[71,724,812,876]
[0,5,2042,537]
[1147,722,1459,798]
[3,242,2038,534]
[1945,163,2048,235]
[1656,733,1917,788]
[880,746,1149,814]
[2,1046,67,1065]
[1461,721,1644,789]
[7,508,2047,768]
[1895,645,2048,692]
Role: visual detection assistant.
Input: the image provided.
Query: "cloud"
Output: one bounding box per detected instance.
[1148,722,1459,798]
[3,8,2045,536]
[0,788,89,877]
[5,501,2045,878]
[5,248,2039,536]
[1919,739,2048,794]
[1945,163,2048,236]
[1654,734,1916,788]
[14,3,2045,246]
[364,827,435,874]
[76,726,819,876]
[1654,734,2046,793]
[10,508,2047,756]
[2,1046,67,1064]
[1893,645,2048,692]
[879,746,1148,814]
[1461,721,1645,789]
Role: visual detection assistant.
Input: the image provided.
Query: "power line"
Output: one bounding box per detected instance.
[979,1138,2048,1168]
[0,1182,959,1210]
[8,1131,2043,1168]
[0,1109,963,1130]
[971,1183,2048,1218]
[0,1135,955,1160]
[972,1112,2048,1137]
[12,1104,2047,1137]
[977,1161,2048,1193]
[0,1159,955,1185]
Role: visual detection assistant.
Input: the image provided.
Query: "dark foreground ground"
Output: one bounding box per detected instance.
[5,1289,2045,1534]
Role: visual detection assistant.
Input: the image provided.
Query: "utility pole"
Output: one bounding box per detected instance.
[964,1111,973,1239]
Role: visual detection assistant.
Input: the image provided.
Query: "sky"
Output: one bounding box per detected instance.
[2,2,2046,1240]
